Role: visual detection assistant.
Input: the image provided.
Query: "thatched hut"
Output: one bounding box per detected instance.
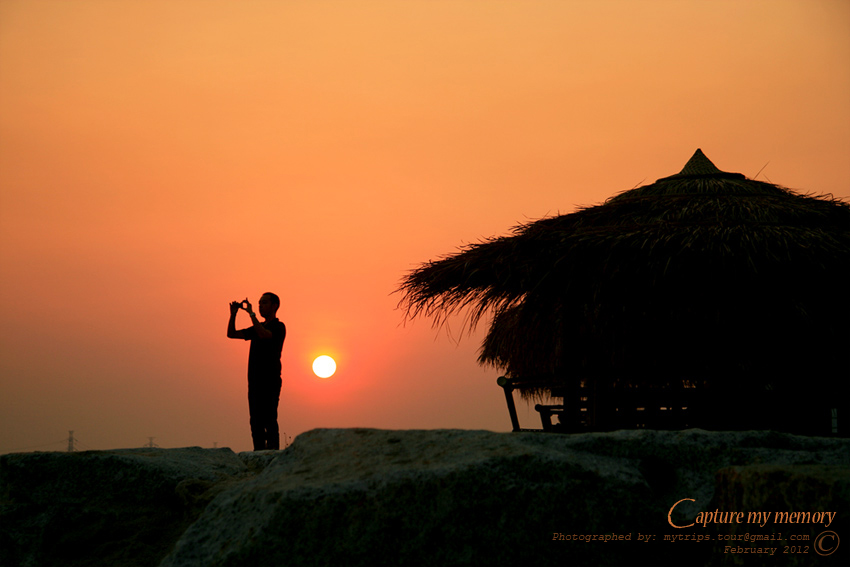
[399,150,850,436]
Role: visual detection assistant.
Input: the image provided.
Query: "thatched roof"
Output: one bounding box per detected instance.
[398,150,850,399]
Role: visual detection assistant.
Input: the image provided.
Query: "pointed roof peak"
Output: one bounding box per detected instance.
[679,148,723,176]
[654,149,746,183]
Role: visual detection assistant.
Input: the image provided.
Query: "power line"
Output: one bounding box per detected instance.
[0,431,88,455]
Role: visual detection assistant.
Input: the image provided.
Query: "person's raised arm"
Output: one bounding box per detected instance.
[244,300,273,339]
[227,301,244,339]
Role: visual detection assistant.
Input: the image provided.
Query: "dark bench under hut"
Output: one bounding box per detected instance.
[498,376,843,436]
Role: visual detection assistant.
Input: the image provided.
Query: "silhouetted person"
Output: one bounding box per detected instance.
[227,292,286,450]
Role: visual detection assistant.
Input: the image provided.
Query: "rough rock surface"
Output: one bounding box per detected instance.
[2,429,848,567]
[0,447,248,567]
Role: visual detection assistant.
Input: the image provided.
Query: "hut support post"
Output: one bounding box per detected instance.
[497,376,521,432]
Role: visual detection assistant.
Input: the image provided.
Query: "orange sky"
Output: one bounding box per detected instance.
[1,1,848,453]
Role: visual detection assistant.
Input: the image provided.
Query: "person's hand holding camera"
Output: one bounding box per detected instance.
[241,298,255,317]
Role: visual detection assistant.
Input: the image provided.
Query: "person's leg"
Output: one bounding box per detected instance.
[248,391,265,450]
[265,380,282,450]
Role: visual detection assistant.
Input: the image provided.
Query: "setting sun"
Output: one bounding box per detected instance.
[312,355,337,379]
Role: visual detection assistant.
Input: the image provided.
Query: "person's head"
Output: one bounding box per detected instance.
[258,292,280,318]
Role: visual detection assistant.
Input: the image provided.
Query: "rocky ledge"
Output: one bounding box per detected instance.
[2,429,848,567]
